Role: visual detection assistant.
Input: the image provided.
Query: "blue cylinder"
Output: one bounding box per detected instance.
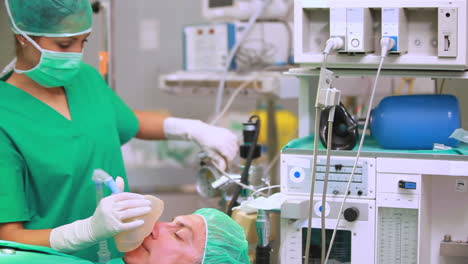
[371,95,460,150]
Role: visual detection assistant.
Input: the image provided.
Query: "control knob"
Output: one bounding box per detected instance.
[343,207,360,222]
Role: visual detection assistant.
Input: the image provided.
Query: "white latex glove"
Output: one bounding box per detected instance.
[50,192,151,253]
[116,176,125,192]
[164,117,239,171]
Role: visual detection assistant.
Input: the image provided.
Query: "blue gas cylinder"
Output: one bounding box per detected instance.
[371,95,460,149]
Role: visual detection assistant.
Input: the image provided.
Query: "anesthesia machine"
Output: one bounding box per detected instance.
[279,1,468,264]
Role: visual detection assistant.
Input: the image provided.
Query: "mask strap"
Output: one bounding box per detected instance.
[4,0,43,52]
[0,57,17,78]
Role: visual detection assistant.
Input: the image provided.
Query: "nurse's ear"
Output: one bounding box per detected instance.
[116,176,125,192]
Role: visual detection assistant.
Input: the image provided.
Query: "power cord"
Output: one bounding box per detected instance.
[304,109,322,264]
[324,37,395,264]
[210,75,260,125]
[213,0,271,120]
[304,38,343,264]
[321,106,336,264]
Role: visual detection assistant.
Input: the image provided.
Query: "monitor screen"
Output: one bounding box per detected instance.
[209,0,234,8]
[302,228,352,264]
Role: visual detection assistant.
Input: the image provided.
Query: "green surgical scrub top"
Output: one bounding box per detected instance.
[0,63,139,262]
[0,240,124,264]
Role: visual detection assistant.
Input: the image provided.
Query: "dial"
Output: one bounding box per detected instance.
[344,207,360,222]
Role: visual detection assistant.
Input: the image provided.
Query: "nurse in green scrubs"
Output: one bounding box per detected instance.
[0,0,239,263]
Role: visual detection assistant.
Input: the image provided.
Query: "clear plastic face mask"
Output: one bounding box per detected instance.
[114,195,165,252]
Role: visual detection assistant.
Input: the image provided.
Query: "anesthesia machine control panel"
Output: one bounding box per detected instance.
[280,153,422,264]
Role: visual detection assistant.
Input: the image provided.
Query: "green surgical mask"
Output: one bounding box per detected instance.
[14,36,83,88]
[5,0,83,88]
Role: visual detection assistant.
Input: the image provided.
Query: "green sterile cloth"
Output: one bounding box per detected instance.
[0,241,124,264]
[283,135,468,156]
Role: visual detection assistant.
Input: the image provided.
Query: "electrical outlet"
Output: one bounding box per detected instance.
[330,8,347,52]
[382,8,408,54]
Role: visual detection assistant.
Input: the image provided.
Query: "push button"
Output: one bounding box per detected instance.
[351,39,360,48]
[289,167,305,183]
[399,180,417,190]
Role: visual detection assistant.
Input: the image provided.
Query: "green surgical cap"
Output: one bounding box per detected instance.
[194,208,250,264]
[5,0,93,37]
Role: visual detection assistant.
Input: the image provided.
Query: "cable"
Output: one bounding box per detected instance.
[304,109,321,264]
[324,38,393,263]
[279,19,293,62]
[210,76,259,125]
[440,79,447,94]
[235,34,278,71]
[211,162,262,195]
[250,185,281,198]
[285,0,294,21]
[324,38,344,60]
[227,116,261,216]
[321,106,335,264]
[304,38,344,264]
[210,62,286,126]
[213,0,271,120]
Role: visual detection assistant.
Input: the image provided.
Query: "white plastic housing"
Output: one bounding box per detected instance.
[438,7,459,57]
[202,0,289,21]
[294,0,468,70]
[346,8,374,53]
[330,8,348,51]
[382,8,409,54]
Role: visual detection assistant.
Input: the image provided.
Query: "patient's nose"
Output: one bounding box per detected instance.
[151,222,162,240]
[151,222,178,240]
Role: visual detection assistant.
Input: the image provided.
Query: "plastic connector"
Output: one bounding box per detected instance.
[316,88,341,109]
[324,37,345,54]
[315,68,341,109]
[211,174,241,189]
[380,37,396,57]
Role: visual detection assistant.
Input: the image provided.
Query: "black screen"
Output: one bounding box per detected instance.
[209,0,234,8]
[302,228,352,264]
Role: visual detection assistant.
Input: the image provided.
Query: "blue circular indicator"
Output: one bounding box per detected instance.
[294,171,301,178]
[319,206,323,212]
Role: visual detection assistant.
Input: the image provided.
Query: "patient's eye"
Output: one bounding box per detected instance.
[174,232,184,241]
[176,229,189,241]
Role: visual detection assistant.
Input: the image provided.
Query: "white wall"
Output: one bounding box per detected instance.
[443,80,468,129]
[0,3,14,69]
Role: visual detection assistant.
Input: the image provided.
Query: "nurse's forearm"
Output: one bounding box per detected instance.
[134,110,169,140]
[0,222,51,247]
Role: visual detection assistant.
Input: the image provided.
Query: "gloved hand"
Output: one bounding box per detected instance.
[50,191,151,253]
[115,176,125,192]
[163,117,239,171]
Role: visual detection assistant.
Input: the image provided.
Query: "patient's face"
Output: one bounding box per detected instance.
[123,214,206,264]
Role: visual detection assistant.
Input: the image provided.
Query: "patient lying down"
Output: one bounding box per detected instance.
[123,208,250,264]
